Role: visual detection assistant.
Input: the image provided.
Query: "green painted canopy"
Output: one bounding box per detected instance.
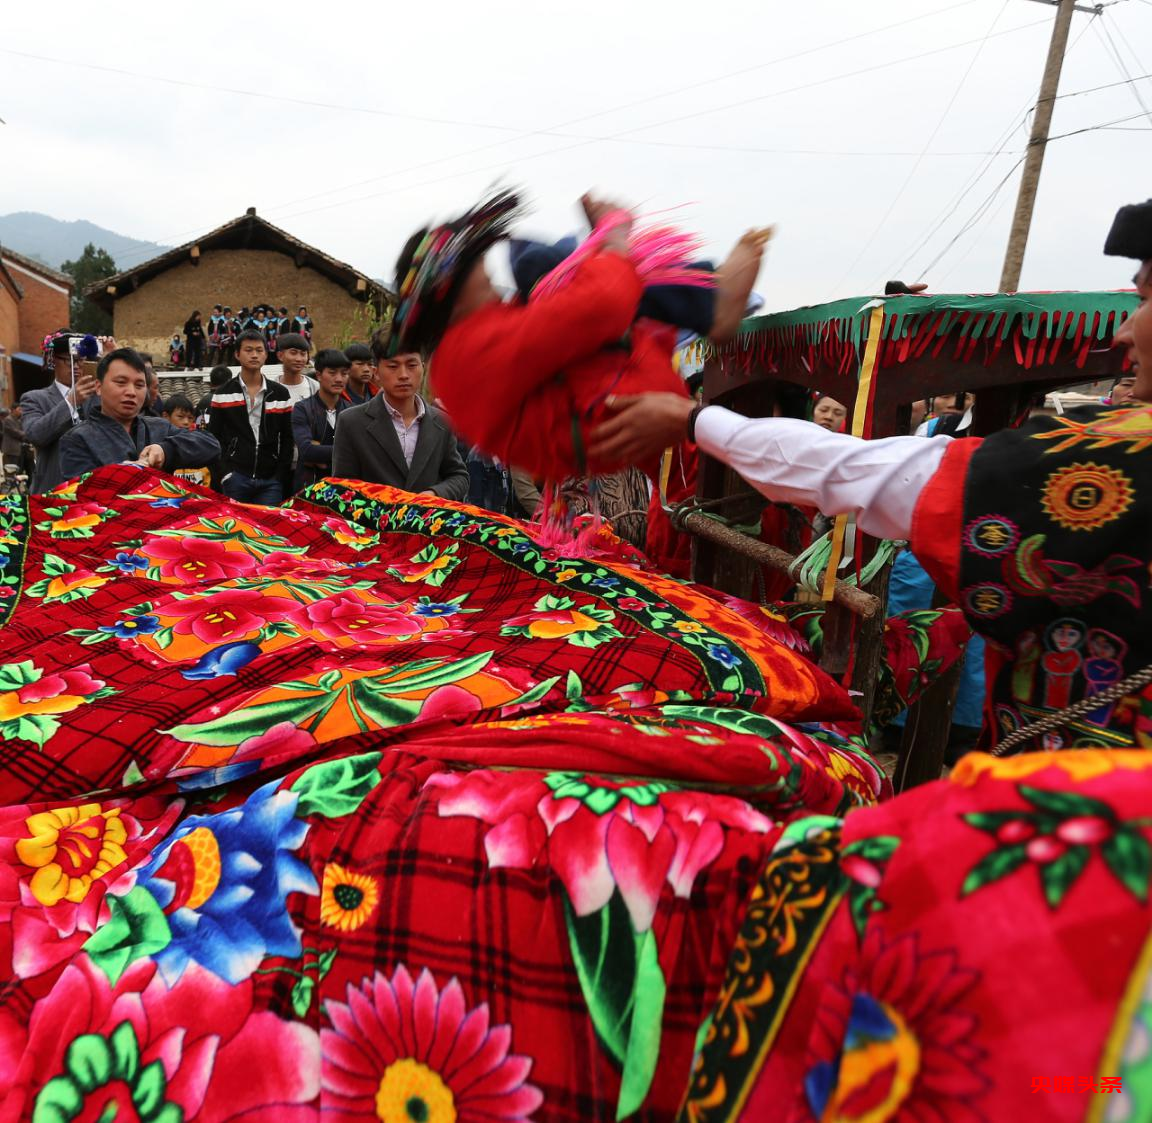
[711,290,1139,376]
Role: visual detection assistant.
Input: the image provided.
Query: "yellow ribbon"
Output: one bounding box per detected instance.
[821,302,886,600]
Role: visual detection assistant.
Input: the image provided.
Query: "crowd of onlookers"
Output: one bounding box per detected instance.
[3,329,541,520]
[176,304,316,369]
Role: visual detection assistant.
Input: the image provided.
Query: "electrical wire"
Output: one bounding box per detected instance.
[880,10,1098,283]
[824,0,1012,299]
[878,104,1031,279]
[66,0,985,264]
[915,104,1149,277]
[1093,15,1152,122]
[915,155,1027,277]
[270,16,1052,228]
[1046,108,1152,137]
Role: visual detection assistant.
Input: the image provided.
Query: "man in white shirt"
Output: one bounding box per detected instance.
[274,333,319,407]
[20,334,102,493]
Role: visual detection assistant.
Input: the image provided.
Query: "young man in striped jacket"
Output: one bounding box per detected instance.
[208,330,294,505]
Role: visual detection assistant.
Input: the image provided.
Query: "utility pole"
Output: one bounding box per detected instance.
[998,0,1080,292]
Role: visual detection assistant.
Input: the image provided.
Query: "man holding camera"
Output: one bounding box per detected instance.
[20,334,104,494]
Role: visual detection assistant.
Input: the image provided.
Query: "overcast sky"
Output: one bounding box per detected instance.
[2,0,1151,308]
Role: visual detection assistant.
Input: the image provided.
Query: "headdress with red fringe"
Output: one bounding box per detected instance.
[389,189,525,357]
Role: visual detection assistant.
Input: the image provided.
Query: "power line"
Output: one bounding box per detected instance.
[880,105,1031,279]
[1092,15,1152,122]
[1053,70,1152,95]
[825,0,1012,299]
[266,11,1051,225]
[57,0,985,263]
[270,16,1054,229]
[1047,108,1152,137]
[882,9,1099,282]
[916,155,1027,276]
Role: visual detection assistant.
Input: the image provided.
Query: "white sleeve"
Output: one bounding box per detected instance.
[693,407,950,541]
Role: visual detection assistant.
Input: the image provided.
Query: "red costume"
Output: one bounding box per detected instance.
[433,253,688,480]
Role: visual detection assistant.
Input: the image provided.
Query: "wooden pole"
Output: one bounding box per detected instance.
[998,0,1077,292]
[673,510,881,618]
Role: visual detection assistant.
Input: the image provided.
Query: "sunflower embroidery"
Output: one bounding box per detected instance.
[320,862,381,932]
[1040,462,1134,532]
[322,966,543,1121]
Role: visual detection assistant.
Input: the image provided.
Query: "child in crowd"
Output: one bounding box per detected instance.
[275,333,318,406]
[163,393,214,487]
[261,306,280,361]
[219,307,237,366]
[162,394,197,430]
[343,342,377,405]
[197,365,233,427]
[169,334,185,368]
[207,304,224,365]
[208,330,294,504]
[389,189,769,481]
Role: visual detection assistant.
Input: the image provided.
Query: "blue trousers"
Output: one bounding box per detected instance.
[223,472,283,506]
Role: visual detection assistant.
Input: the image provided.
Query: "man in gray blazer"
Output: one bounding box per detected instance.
[332,347,468,500]
[20,336,101,493]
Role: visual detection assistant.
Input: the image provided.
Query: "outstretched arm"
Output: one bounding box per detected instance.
[590,396,952,541]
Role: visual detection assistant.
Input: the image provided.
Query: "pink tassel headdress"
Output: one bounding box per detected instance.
[529,209,714,304]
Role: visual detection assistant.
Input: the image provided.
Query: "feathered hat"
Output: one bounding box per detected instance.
[389,188,524,357]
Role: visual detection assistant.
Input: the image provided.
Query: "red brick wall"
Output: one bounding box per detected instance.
[2,258,72,354]
[0,279,19,408]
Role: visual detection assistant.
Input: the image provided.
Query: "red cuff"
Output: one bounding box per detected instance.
[909,438,982,603]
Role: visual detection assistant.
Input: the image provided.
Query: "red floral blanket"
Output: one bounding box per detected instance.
[0,468,879,1121]
[11,468,1128,1123]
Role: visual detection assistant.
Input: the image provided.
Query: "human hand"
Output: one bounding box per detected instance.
[580,192,632,239]
[136,444,166,468]
[71,373,99,405]
[97,336,118,355]
[588,393,697,465]
[416,489,435,496]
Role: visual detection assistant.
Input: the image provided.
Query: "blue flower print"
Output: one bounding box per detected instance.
[150,497,189,509]
[591,576,620,590]
[99,614,160,639]
[109,552,149,574]
[412,602,461,618]
[136,783,317,983]
[181,641,262,680]
[705,644,740,670]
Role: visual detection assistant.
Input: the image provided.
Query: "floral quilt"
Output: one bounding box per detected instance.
[3,467,1134,1122]
[0,467,875,1121]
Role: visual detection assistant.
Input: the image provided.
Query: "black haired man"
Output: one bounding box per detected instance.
[60,348,218,479]
[208,331,294,504]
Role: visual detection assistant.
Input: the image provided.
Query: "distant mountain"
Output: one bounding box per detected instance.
[0,212,169,271]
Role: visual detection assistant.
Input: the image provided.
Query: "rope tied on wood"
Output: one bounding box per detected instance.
[991,662,1152,756]
[667,498,881,618]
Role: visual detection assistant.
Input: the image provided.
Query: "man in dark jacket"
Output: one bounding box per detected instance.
[60,349,219,479]
[293,349,350,491]
[332,345,468,499]
[208,330,294,505]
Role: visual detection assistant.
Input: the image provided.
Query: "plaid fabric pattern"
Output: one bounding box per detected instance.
[0,466,874,1121]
